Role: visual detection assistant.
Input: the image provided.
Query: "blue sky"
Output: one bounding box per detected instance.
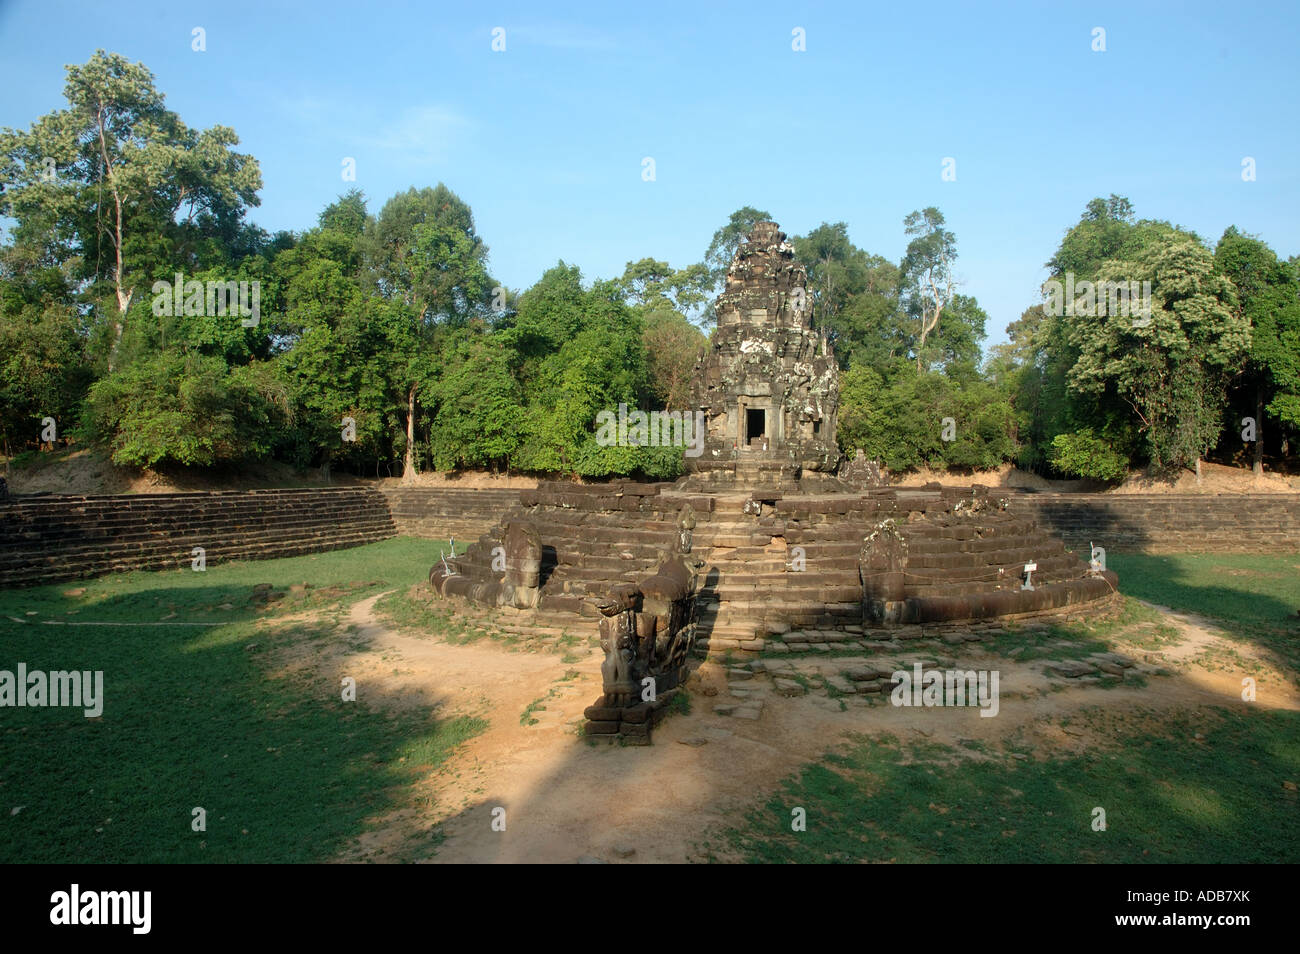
[2,0,1297,345]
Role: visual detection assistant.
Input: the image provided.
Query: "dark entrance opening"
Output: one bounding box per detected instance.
[746,408,766,445]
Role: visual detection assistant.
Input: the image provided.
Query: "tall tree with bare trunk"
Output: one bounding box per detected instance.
[0,50,261,370]
[901,208,957,373]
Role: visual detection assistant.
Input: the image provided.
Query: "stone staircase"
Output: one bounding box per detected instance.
[0,487,395,587]
[690,492,884,654]
[881,490,1114,624]
[431,481,1116,661]
[690,487,1111,656]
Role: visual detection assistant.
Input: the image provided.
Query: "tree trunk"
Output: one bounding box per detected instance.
[98,106,132,372]
[915,266,948,373]
[402,384,417,483]
[1195,457,1203,485]
[916,305,942,374]
[1253,384,1264,477]
[112,190,130,314]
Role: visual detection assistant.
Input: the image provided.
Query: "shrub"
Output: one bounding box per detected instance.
[1048,429,1129,481]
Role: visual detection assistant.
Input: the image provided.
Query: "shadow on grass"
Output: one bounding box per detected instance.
[411,568,1300,863]
[0,538,483,864]
[1108,552,1300,673]
[703,707,1300,863]
[18,540,1294,864]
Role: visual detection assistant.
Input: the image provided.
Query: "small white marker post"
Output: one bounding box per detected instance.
[1022,561,1037,591]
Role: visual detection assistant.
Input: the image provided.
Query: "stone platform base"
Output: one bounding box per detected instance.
[693,592,1126,658]
[583,689,681,746]
[870,572,1119,625]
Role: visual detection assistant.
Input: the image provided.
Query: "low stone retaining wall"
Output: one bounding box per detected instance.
[379,486,522,541]
[0,487,395,587]
[5,484,1289,591]
[1006,492,1300,554]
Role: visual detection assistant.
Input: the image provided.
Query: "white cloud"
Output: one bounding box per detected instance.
[274,96,470,162]
[510,23,620,52]
[357,105,470,161]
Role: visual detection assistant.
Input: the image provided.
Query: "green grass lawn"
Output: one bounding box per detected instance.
[7,540,1297,864]
[712,551,1300,864]
[709,708,1300,863]
[0,536,483,863]
[1108,551,1300,674]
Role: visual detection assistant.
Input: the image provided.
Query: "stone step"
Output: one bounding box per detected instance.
[0,489,397,588]
[0,509,390,538]
[900,554,1082,583]
[0,520,396,567]
[0,514,395,553]
[0,533,395,586]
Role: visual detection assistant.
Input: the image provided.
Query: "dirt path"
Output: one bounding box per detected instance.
[325,595,1298,864]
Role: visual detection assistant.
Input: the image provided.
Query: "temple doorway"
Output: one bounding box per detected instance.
[746,407,766,447]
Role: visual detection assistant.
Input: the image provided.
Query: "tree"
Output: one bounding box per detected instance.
[793,222,870,325]
[272,215,394,476]
[615,258,708,408]
[837,366,1015,472]
[0,260,90,454]
[988,305,1054,472]
[505,265,669,477]
[1046,194,1140,277]
[919,292,986,374]
[368,185,494,479]
[641,308,706,409]
[84,352,288,468]
[616,257,710,313]
[498,260,587,391]
[789,224,912,374]
[1047,429,1129,481]
[900,208,957,372]
[827,270,907,374]
[426,330,523,471]
[0,51,261,368]
[702,206,773,306]
[1214,228,1300,474]
[1067,238,1248,477]
[1014,197,1200,476]
[318,188,369,238]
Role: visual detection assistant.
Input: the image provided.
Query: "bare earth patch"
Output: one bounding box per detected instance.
[4,447,366,495]
[375,471,541,490]
[10,450,1294,497]
[887,460,1299,493]
[269,594,1298,864]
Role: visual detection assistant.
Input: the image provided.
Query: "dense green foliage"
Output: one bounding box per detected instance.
[2,54,1296,481]
[1047,430,1131,482]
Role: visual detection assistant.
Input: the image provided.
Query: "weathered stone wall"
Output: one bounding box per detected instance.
[372,486,1300,557]
[693,486,1108,653]
[442,481,714,616]
[379,486,522,541]
[1006,493,1300,554]
[377,486,1300,555]
[0,487,395,587]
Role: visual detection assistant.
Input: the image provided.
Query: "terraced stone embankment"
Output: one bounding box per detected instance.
[0,487,395,587]
[434,481,1117,662]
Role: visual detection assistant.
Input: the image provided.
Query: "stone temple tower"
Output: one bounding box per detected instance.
[685,221,842,487]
